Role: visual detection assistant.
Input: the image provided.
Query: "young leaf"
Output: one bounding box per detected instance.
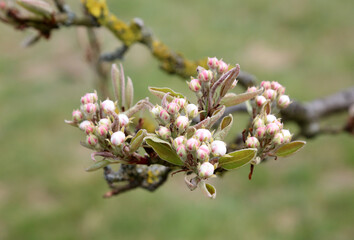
[220,89,263,107]
[126,76,134,109]
[219,64,240,98]
[148,87,185,102]
[86,159,110,172]
[219,148,257,170]
[274,141,306,157]
[144,136,183,166]
[17,0,54,18]
[206,106,226,128]
[214,114,233,140]
[130,129,147,153]
[200,182,216,199]
[111,64,121,106]
[119,64,126,109]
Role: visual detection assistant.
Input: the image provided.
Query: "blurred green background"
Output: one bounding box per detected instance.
[0,0,354,239]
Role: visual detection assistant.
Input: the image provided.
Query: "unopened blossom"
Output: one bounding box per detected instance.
[186,104,198,118]
[79,120,94,134]
[72,109,83,122]
[281,129,292,143]
[86,134,98,146]
[246,136,260,148]
[173,98,187,108]
[211,140,227,156]
[98,118,111,129]
[273,132,284,145]
[186,138,200,151]
[195,129,212,142]
[207,57,219,69]
[247,86,258,93]
[82,103,97,118]
[81,92,98,104]
[256,126,266,138]
[151,105,162,118]
[253,116,265,129]
[173,136,186,149]
[266,114,277,124]
[255,95,267,107]
[166,102,180,114]
[96,125,108,137]
[217,60,228,74]
[175,116,189,132]
[277,95,291,109]
[266,123,280,136]
[101,99,115,114]
[157,126,171,140]
[111,131,125,146]
[263,89,277,100]
[198,69,213,82]
[277,86,286,95]
[189,79,201,92]
[118,114,129,127]
[176,145,187,159]
[260,81,271,90]
[198,162,214,179]
[271,81,282,91]
[197,144,210,161]
[159,109,170,122]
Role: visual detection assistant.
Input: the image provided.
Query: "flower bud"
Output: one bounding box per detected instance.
[175,116,189,132]
[271,81,282,91]
[198,162,214,179]
[81,103,97,118]
[252,116,265,129]
[195,129,212,142]
[277,86,286,95]
[151,105,162,118]
[197,144,210,161]
[86,134,98,146]
[281,129,292,143]
[256,126,266,138]
[111,131,125,146]
[217,60,229,74]
[186,104,198,118]
[176,145,187,159]
[274,120,283,130]
[98,118,111,129]
[72,109,83,122]
[79,120,94,134]
[173,98,187,109]
[173,136,186,149]
[96,125,108,137]
[266,123,280,136]
[260,81,271,90]
[166,102,180,114]
[186,138,200,151]
[247,86,258,93]
[157,126,171,140]
[159,109,170,122]
[277,95,291,109]
[245,136,260,148]
[118,114,129,127]
[198,69,213,82]
[101,99,115,114]
[211,140,227,156]
[273,132,284,145]
[255,95,267,107]
[188,79,201,92]
[81,92,98,104]
[207,57,219,69]
[263,89,277,100]
[266,114,277,124]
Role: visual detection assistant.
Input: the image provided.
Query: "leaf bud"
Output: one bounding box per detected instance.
[207,57,219,69]
[255,95,267,107]
[159,109,170,122]
[211,140,227,156]
[118,113,129,127]
[260,81,271,90]
[263,89,277,101]
[186,104,199,118]
[195,129,212,142]
[198,162,215,179]
[186,138,200,151]
[175,116,189,132]
[245,136,260,148]
[266,123,280,136]
[188,79,201,92]
[157,126,171,140]
[198,69,213,82]
[197,144,210,161]
[166,102,180,114]
[111,131,126,146]
[101,99,115,114]
[173,136,186,149]
[277,95,291,109]
[72,109,83,122]
[86,134,98,146]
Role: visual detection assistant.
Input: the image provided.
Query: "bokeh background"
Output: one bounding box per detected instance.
[1,0,354,239]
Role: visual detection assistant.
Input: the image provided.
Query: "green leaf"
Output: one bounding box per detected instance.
[86,159,110,172]
[220,89,263,107]
[200,182,217,199]
[219,148,257,170]
[274,141,306,157]
[214,114,233,140]
[148,87,185,102]
[130,129,147,153]
[144,136,183,166]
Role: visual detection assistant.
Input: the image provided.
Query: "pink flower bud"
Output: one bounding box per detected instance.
[263,89,277,100]
[246,136,260,148]
[101,99,115,114]
[207,57,219,69]
[281,129,292,143]
[186,138,200,151]
[198,69,213,82]
[111,131,125,146]
[274,120,283,130]
[256,126,266,138]
[159,109,170,122]
[271,81,282,91]
[82,103,97,118]
[266,114,277,124]
[173,98,187,108]
[96,125,108,137]
[86,134,98,146]
[157,126,171,140]
[79,120,94,134]
[211,140,227,156]
[186,104,198,118]
[118,114,129,127]
[166,102,180,114]
[189,79,201,92]
[151,105,162,118]
[260,81,271,90]
[98,118,111,129]
[175,116,189,131]
[277,95,291,109]
[266,123,280,136]
[247,86,258,93]
[173,136,186,149]
[217,60,229,74]
[195,129,212,142]
[176,145,187,159]
[72,109,83,122]
[255,95,267,107]
[197,144,210,160]
[252,116,265,129]
[273,132,284,145]
[198,162,214,179]
[81,92,98,104]
[277,86,286,95]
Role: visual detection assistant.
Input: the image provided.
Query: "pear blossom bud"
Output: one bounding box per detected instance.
[189,79,201,92]
[96,125,108,137]
[79,120,94,134]
[198,69,213,82]
[195,129,212,142]
[247,86,258,93]
[118,114,129,127]
[72,110,83,122]
[166,102,180,114]
[101,99,115,114]
[253,116,265,129]
[271,81,282,91]
[274,120,283,130]
[186,104,198,118]
[211,140,227,156]
[260,81,271,89]
[277,86,286,95]
[81,92,98,104]
[273,132,284,145]
[157,126,171,140]
[173,136,186,149]
[246,136,260,148]
[217,60,229,74]
[277,95,291,109]
[207,57,219,69]
[86,134,98,146]
[197,144,210,161]
[263,89,277,100]
[176,145,187,159]
[98,118,111,129]
[82,103,97,118]
[251,156,262,165]
[281,129,292,143]
[266,123,280,136]
[266,114,277,123]
[173,98,187,108]
[111,131,125,146]
[159,109,170,122]
[175,116,189,131]
[186,138,200,151]
[256,126,266,138]
[151,105,162,118]
[255,95,267,107]
[198,162,214,179]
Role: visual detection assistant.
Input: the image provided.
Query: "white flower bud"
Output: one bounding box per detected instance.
[266,123,280,136]
[159,109,170,122]
[271,81,282,91]
[118,114,129,127]
[101,99,115,114]
[217,60,229,74]
[175,116,189,132]
[247,86,258,93]
[157,126,171,140]
[166,102,180,114]
[173,136,186,149]
[86,134,98,146]
[195,129,212,142]
[96,125,108,137]
[79,120,94,134]
[211,140,227,156]
[255,95,267,107]
[176,145,187,159]
[281,129,292,143]
[277,95,291,109]
[273,132,284,145]
[72,109,83,122]
[81,92,98,104]
[198,69,213,82]
[98,118,111,129]
[207,57,219,69]
[197,144,210,161]
[260,81,271,90]
[173,98,187,109]
[186,104,198,118]
[198,162,214,179]
[253,116,265,129]
[266,114,277,124]
[188,79,201,92]
[245,136,260,148]
[151,105,162,118]
[263,89,277,100]
[186,138,200,151]
[256,126,266,138]
[111,131,126,146]
[81,103,97,118]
